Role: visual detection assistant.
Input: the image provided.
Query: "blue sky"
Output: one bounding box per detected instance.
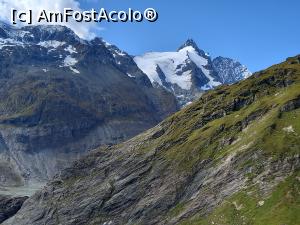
[76,0,300,72]
[2,0,298,72]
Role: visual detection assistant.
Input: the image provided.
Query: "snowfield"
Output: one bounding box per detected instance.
[134,45,221,90]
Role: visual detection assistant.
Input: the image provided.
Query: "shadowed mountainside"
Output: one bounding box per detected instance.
[0,22,178,188]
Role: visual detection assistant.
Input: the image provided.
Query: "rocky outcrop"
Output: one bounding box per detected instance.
[0,195,28,224]
[212,56,252,84]
[6,55,300,225]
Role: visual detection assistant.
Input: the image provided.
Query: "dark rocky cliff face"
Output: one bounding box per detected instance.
[0,195,28,224]
[7,55,300,225]
[0,22,178,188]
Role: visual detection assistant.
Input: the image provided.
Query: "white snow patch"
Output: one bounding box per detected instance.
[103,40,112,47]
[69,67,80,74]
[0,38,24,49]
[134,50,193,90]
[115,50,126,56]
[64,45,77,54]
[111,49,126,57]
[127,73,135,78]
[63,55,78,67]
[15,30,33,38]
[242,69,252,79]
[184,101,193,107]
[42,69,48,72]
[201,84,212,91]
[60,55,79,73]
[38,40,66,48]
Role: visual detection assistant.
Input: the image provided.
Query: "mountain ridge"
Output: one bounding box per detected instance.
[134,39,251,106]
[0,21,178,190]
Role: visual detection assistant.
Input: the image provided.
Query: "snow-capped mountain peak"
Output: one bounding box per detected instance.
[178,39,198,50]
[134,40,251,106]
[134,39,216,90]
[134,40,223,106]
[0,21,81,46]
[178,39,209,58]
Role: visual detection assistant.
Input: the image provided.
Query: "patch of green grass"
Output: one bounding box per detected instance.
[260,108,300,157]
[151,73,300,172]
[167,202,187,218]
[179,170,300,225]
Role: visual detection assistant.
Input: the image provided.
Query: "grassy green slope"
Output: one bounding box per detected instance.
[165,55,300,224]
[146,55,300,170]
[135,55,300,224]
[180,170,300,225]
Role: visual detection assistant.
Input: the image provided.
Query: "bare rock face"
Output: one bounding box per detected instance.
[0,22,178,189]
[212,56,252,84]
[6,56,300,225]
[0,195,28,224]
